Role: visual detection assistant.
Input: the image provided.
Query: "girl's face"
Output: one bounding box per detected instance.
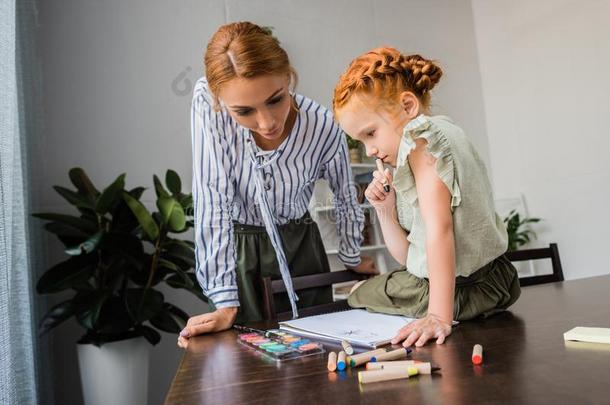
[219,74,293,142]
[338,93,419,167]
[339,97,406,167]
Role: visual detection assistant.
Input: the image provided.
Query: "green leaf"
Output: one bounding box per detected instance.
[33,213,97,234]
[153,175,170,199]
[166,303,189,325]
[36,255,96,294]
[39,300,76,335]
[166,273,207,302]
[69,167,100,202]
[75,291,109,330]
[122,192,159,241]
[129,186,146,200]
[95,173,126,214]
[136,324,161,345]
[157,196,176,225]
[101,231,144,267]
[95,296,135,334]
[65,231,104,256]
[168,203,186,232]
[53,186,95,209]
[124,288,164,323]
[180,194,193,216]
[149,305,182,333]
[165,170,182,195]
[159,259,193,289]
[162,241,195,268]
[156,197,185,232]
[43,222,89,239]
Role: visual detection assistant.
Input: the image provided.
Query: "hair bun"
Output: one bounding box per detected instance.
[401,54,442,93]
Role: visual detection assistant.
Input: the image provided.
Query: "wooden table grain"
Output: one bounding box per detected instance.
[166,275,610,404]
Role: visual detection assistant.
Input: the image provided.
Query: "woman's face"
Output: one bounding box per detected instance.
[219,74,292,141]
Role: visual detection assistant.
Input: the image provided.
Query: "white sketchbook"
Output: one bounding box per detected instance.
[278,309,416,348]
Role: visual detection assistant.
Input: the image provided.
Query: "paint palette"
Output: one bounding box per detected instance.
[237,329,325,362]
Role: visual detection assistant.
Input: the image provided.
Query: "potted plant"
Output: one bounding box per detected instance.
[34,168,205,405]
[503,209,541,251]
[346,134,362,163]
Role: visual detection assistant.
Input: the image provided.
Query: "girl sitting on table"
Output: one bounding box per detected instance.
[178,22,376,347]
[332,47,521,348]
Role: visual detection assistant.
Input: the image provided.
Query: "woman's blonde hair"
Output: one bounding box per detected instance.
[204,21,298,109]
[333,47,442,117]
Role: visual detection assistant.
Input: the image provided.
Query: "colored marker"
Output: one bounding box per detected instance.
[358,366,419,384]
[349,348,387,367]
[337,351,347,371]
[376,158,390,192]
[341,340,354,355]
[472,344,483,365]
[370,347,410,362]
[233,325,284,340]
[327,352,337,372]
[366,361,440,375]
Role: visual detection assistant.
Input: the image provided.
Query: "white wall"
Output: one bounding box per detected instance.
[471,0,610,280]
[35,0,486,404]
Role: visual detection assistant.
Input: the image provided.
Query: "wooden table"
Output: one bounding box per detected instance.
[166,276,610,404]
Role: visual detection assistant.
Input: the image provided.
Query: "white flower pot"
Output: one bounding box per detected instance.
[77,337,149,405]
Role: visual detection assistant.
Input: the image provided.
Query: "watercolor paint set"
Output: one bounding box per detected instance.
[236,327,325,362]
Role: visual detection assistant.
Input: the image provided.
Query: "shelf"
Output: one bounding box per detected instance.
[314,202,373,213]
[350,162,376,169]
[350,162,376,175]
[325,244,386,255]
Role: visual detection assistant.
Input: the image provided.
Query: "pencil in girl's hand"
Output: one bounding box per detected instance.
[376,158,390,192]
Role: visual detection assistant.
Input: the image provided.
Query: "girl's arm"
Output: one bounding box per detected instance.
[411,138,456,325]
[391,138,454,347]
[368,169,410,264]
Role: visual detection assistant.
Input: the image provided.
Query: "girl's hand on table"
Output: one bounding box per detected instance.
[391,313,452,347]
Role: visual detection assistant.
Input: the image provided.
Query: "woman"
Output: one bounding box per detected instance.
[178,22,375,347]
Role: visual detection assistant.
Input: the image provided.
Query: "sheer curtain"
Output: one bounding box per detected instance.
[0,0,39,403]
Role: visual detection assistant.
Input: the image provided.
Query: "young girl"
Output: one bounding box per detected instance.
[333,47,521,348]
[178,22,376,347]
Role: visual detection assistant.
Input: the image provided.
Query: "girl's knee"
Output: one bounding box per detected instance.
[350,280,367,294]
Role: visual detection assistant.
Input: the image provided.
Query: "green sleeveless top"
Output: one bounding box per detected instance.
[392,114,507,279]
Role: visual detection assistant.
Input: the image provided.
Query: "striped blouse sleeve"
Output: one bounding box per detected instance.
[191,82,240,309]
[322,124,364,267]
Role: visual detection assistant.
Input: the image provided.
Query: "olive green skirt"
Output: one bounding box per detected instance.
[208,213,332,323]
[347,254,521,321]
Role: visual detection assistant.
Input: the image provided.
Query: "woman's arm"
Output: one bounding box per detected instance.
[179,82,239,346]
[323,128,367,269]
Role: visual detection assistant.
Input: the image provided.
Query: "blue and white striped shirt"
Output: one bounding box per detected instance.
[191,77,364,309]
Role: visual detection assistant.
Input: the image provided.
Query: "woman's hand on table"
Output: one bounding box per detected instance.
[177,307,238,348]
[348,256,379,275]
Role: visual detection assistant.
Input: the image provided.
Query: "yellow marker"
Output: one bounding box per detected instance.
[341,340,354,355]
[366,360,415,370]
[371,347,408,362]
[366,361,434,375]
[358,366,419,384]
[349,348,387,367]
[327,351,337,372]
